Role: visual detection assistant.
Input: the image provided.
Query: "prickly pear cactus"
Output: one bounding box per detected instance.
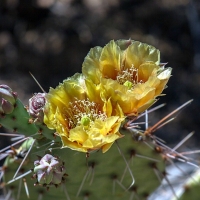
[2,134,165,200]
[0,39,198,200]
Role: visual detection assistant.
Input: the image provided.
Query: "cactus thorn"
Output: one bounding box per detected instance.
[29,72,46,93]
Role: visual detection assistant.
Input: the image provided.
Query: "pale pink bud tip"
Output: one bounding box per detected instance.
[33,154,67,188]
[0,84,17,114]
[1,98,14,114]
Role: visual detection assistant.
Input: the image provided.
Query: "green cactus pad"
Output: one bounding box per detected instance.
[0,98,58,141]
[2,132,165,200]
[0,99,38,136]
[173,168,200,200]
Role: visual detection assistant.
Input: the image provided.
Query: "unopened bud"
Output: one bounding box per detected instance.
[33,154,67,187]
[0,84,17,114]
[28,93,46,123]
[1,99,14,114]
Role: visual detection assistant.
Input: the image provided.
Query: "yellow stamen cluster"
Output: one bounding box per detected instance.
[117,66,143,89]
[64,98,107,129]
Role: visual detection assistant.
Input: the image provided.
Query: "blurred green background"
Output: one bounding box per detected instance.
[0,0,200,147]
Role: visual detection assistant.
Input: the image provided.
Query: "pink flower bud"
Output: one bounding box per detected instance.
[0,84,17,114]
[28,93,46,123]
[1,98,14,114]
[33,154,67,188]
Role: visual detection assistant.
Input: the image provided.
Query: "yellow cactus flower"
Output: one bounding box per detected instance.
[44,73,125,153]
[82,39,172,116]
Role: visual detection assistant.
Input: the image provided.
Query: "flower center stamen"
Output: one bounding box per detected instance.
[116,66,143,89]
[64,98,107,129]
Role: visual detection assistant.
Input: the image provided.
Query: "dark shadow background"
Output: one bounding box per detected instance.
[1,0,200,149]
